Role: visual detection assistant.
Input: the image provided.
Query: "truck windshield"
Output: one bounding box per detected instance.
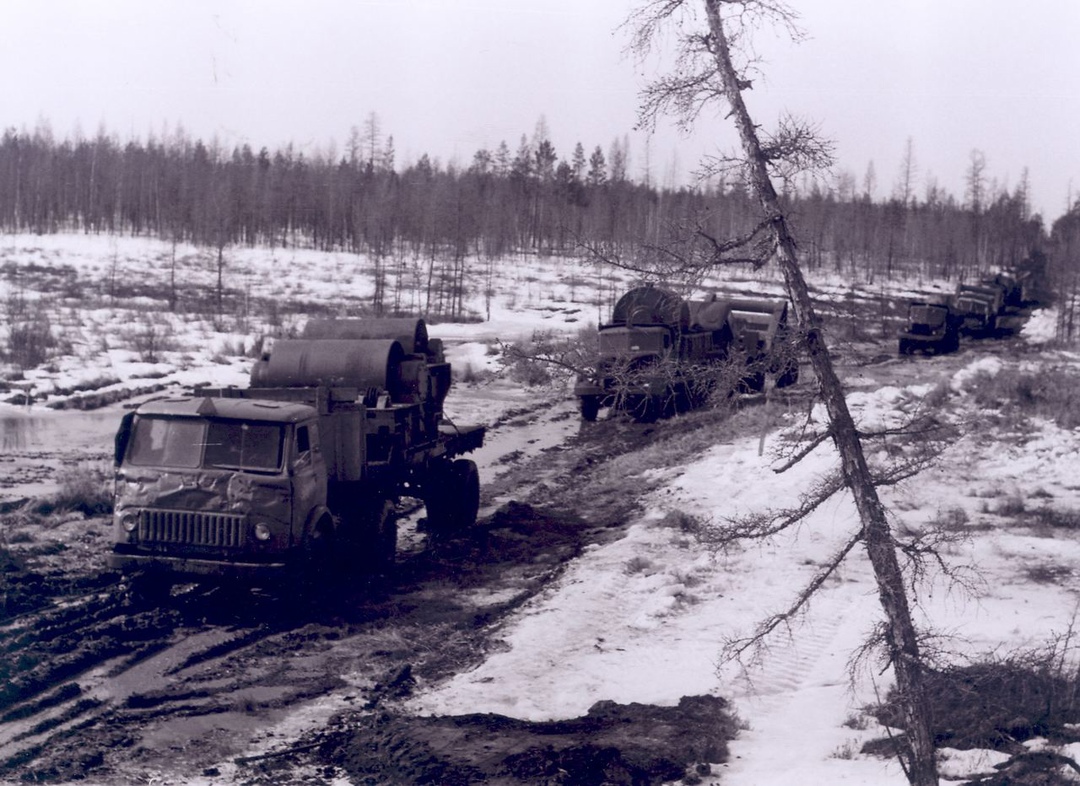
[204,420,284,471]
[909,306,946,327]
[126,417,285,473]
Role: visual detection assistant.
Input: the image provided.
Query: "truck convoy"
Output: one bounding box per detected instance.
[108,318,484,593]
[897,267,1039,355]
[574,286,799,421]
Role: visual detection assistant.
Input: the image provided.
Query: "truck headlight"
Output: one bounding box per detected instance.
[253,522,272,542]
[117,511,138,533]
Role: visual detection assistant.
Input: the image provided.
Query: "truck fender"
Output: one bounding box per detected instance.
[303,506,336,549]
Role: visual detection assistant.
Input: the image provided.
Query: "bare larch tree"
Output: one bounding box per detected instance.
[628,1,939,784]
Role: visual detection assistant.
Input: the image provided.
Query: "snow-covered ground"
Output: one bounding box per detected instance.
[409,313,1080,783]
[2,233,1076,783]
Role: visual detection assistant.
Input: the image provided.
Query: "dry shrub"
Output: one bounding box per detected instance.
[1031,507,1080,532]
[125,314,178,363]
[658,509,705,535]
[969,367,1080,430]
[503,327,597,388]
[35,464,113,517]
[868,646,1080,754]
[995,495,1027,517]
[1022,562,1073,585]
[5,315,58,369]
[623,555,653,575]
[457,362,494,384]
[933,506,970,532]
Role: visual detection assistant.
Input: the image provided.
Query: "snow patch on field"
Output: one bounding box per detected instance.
[411,356,1080,784]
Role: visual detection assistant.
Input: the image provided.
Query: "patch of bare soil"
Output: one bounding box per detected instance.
[311,695,736,786]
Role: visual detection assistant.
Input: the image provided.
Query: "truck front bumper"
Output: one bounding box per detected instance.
[108,550,292,583]
[897,331,947,345]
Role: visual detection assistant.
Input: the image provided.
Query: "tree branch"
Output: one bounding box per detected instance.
[723,529,864,663]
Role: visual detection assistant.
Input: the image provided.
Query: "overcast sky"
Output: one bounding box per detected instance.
[2,0,1077,220]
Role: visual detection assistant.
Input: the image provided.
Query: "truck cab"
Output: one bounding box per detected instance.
[109,396,336,584]
[954,285,1003,336]
[898,301,961,355]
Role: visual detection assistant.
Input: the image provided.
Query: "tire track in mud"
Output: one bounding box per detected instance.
[0,497,596,783]
[0,385,610,782]
[0,579,281,778]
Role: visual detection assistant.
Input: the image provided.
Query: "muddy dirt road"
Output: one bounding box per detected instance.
[0,378,754,785]
[0,335,1020,785]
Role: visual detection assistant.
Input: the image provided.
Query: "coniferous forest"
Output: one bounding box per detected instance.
[2,121,1077,330]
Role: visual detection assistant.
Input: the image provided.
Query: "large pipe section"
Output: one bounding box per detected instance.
[302,318,429,356]
[251,339,406,396]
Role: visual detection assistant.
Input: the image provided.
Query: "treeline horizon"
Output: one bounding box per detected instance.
[0,121,1067,294]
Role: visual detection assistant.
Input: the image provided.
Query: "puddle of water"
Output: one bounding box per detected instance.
[0,405,124,502]
[0,406,122,452]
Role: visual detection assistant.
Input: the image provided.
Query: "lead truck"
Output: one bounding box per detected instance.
[108,318,484,593]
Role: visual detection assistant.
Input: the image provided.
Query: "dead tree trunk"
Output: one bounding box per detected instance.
[703,2,938,783]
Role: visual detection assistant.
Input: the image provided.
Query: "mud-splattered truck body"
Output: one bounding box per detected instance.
[108,319,484,589]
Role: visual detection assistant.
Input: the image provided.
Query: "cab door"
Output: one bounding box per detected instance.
[289,420,328,545]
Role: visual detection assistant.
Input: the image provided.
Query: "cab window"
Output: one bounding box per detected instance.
[203,420,284,472]
[127,417,204,468]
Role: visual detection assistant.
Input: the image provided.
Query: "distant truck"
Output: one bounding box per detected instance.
[108,318,484,595]
[573,286,798,421]
[953,283,1005,336]
[897,301,960,355]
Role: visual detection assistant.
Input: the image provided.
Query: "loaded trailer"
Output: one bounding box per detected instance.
[574,286,798,422]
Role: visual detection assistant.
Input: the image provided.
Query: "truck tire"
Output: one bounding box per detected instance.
[453,459,481,530]
[580,395,601,422]
[128,571,172,606]
[361,498,397,573]
[425,458,480,535]
[775,361,799,389]
[740,371,765,394]
[948,330,960,353]
[627,395,660,423]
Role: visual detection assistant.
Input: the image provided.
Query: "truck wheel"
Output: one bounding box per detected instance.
[453,459,480,530]
[362,498,397,573]
[775,361,799,389]
[425,459,480,535]
[128,571,172,605]
[740,372,765,394]
[627,395,659,423]
[580,395,600,422]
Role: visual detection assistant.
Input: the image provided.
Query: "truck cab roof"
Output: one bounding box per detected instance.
[135,396,316,424]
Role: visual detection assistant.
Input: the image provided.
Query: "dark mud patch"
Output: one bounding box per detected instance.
[0,501,606,783]
[402,500,589,594]
[311,695,736,786]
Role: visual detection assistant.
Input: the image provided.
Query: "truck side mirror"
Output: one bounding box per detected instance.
[115,412,135,465]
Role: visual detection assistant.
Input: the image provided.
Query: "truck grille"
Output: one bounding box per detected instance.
[138,509,246,548]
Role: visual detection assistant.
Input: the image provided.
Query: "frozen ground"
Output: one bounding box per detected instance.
[410,310,1080,784]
